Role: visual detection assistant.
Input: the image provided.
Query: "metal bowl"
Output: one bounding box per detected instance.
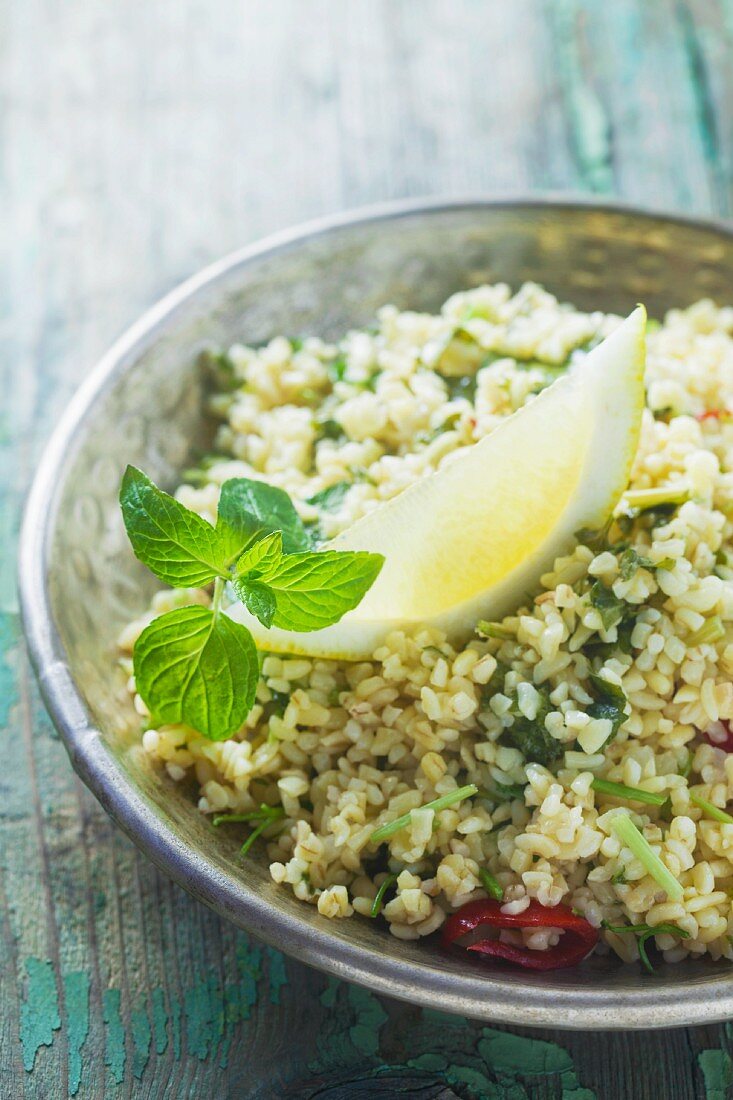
[19,197,733,1028]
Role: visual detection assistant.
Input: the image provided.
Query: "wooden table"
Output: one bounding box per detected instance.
[4,2,733,1096]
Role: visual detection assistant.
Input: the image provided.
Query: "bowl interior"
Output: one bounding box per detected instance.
[28,201,733,1026]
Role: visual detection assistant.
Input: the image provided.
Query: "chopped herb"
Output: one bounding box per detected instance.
[687,616,725,647]
[586,673,628,747]
[618,548,676,581]
[588,673,626,708]
[601,920,689,973]
[326,355,348,383]
[610,814,683,901]
[590,581,626,630]
[575,518,613,552]
[610,868,628,885]
[307,481,351,511]
[503,685,562,767]
[591,778,667,807]
[478,867,504,900]
[369,784,478,845]
[689,792,733,824]
[315,417,345,441]
[370,872,399,918]
[476,620,514,640]
[439,373,479,402]
[267,689,291,717]
[584,610,637,660]
[480,660,509,706]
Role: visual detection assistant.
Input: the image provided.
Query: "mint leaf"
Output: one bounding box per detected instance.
[120,466,230,587]
[239,581,277,628]
[235,530,283,575]
[254,550,384,631]
[133,605,258,740]
[217,478,311,554]
[306,481,351,511]
[231,532,283,627]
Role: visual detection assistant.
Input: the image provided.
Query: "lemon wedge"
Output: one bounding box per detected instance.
[227,307,646,658]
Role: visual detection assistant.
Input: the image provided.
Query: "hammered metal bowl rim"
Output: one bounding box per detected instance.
[19,195,733,1029]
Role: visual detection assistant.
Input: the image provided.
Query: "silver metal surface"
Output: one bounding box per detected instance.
[19,197,733,1028]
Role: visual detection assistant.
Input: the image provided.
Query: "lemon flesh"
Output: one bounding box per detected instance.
[227,307,646,658]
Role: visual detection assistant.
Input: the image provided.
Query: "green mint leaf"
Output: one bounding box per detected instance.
[235,530,284,576]
[231,531,283,627]
[216,478,311,554]
[254,550,384,631]
[120,466,230,587]
[306,481,352,511]
[236,580,277,628]
[133,605,258,741]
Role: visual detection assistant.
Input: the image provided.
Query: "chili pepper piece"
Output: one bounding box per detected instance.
[442,898,598,971]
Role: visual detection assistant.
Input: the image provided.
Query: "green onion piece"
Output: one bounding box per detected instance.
[212,805,281,826]
[476,620,514,640]
[690,792,733,825]
[592,778,668,807]
[212,804,286,856]
[610,814,683,901]
[478,867,504,901]
[369,784,478,845]
[240,817,274,857]
[621,484,690,511]
[687,616,725,647]
[370,872,399,918]
[602,920,690,973]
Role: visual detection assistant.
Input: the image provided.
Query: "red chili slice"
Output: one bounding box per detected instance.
[442,898,599,971]
[703,720,733,753]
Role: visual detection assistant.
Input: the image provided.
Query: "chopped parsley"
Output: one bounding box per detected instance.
[502,685,561,767]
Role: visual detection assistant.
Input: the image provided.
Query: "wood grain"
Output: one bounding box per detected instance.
[3,1,733,1096]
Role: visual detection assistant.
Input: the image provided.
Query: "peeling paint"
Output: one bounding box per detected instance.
[63,970,90,1096]
[19,958,60,1073]
[151,988,168,1056]
[102,988,126,1085]
[699,1048,733,1100]
[131,995,152,1078]
[265,946,287,1004]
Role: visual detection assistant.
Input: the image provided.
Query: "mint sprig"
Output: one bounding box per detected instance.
[133,597,258,741]
[235,545,384,632]
[121,466,384,740]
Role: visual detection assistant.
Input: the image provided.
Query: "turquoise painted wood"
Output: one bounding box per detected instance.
[4,1,733,1096]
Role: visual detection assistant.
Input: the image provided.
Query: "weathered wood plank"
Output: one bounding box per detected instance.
[3,1,733,1097]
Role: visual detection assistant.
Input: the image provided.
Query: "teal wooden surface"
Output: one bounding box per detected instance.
[3,1,733,1096]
